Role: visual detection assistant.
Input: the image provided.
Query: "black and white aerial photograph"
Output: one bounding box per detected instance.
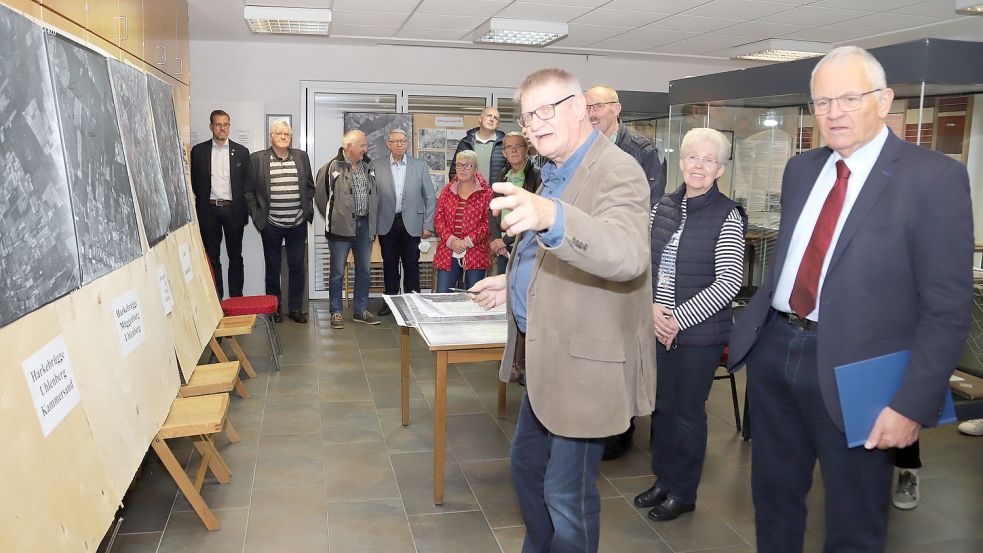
[147,74,193,232]
[343,112,412,163]
[0,6,81,328]
[109,58,171,246]
[46,33,142,285]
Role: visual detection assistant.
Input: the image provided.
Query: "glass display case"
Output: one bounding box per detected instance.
[666,39,983,288]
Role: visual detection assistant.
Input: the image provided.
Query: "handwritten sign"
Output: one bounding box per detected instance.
[22,336,81,437]
[157,267,174,315]
[178,243,194,283]
[112,290,145,356]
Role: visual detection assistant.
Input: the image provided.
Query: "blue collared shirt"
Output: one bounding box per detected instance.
[509,130,600,333]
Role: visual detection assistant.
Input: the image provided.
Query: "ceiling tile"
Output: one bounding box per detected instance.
[395,27,471,40]
[609,27,702,49]
[779,26,878,42]
[683,0,800,20]
[331,10,412,27]
[572,8,671,27]
[761,6,873,26]
[504,0,608,6]
[494,2,596,22]
[416,0,512,17]
[831,12,939,32]
[643,14,742,33]
[565,22,634,39]
[331,0,420,12]
[716,20,810,37]
[813,0,923,11]
[600,0,708,14]
[653,33,762,55]
[330,24,402,37]
[401,12,489,30]
[890,0,970,18]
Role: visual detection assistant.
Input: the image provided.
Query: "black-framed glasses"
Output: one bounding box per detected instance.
[516,94,575,126]
[809,89,881,115]
[388,139,408,145]
[503,144,527,152]
[586,101,618,112]
[455,163,476,170]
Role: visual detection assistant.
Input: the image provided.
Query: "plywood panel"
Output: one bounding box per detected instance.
[0,302,118,553]
[57,259,180,499]
[180,224,224,345]
[150,232,204,381]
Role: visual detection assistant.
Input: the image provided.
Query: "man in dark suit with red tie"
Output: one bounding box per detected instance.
[191,110,251,298]
[728,46,973,552]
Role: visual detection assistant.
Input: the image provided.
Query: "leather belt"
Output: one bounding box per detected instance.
[776,311,818,331]
[209,199,232,207]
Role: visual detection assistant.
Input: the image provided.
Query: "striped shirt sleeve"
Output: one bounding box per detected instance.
[672,207,745,331]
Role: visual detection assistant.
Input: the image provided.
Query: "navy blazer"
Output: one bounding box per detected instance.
[728,131,973,430]
[190,139,251,224]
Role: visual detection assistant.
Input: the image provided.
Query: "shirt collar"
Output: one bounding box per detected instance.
[389,154,406,166]
[541,129,600,184]
[830,124,889,169]
[212,139,229,149]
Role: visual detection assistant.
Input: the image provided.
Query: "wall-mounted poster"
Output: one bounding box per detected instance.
[45,33,142,285]
[108,59,170,247]
[0,6,81,328]
[412,113,480,193]
[343,112,413,163]
[147,74,193,231]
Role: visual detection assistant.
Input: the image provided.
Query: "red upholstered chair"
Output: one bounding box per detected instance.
[207,260,282,372]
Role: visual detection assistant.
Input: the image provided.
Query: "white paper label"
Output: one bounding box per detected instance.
[22,336,81,438]
[112,290,145,356]
[178,243,194,283]
[435,116,463,128]
[157,267,174,315]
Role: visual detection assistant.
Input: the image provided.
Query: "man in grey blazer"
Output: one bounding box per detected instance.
[373,129,436,316]
[471,68,656,553]
[728,46,973,552]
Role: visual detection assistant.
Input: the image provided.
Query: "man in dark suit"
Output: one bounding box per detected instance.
[373,129,436,316]
[191,109,251,298]
[728,46,973,552]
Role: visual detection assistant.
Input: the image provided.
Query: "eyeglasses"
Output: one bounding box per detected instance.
[809,89,881,115]
[516,94,575,126]
[388,139,408,145]
[455,163,476,170]
[586,101,618,113]
[212,123,230,128]
[272,132,292,137]
[503,144,527,152]
[682,154,719,167]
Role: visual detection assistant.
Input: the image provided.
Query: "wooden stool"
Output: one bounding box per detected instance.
[209,315,259,379]
[180,361,250,400]
[151,394,238,531]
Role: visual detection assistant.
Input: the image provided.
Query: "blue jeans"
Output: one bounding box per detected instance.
[435,258,485,292]
[511,393,605,553]
[329,216,372,314]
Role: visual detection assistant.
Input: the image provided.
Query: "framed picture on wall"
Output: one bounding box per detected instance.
[265,114,292,147]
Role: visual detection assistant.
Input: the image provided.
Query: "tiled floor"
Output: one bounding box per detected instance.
[107,301,983,553]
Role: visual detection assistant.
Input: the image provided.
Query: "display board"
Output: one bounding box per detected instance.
[0,5,81,329]
[109,58,171,247]
[46,32,143,285]
[149,232,208,381]
[147,74,193,231]
[412,113,480,192]
[178,223,224,347]
[342,112,413,164]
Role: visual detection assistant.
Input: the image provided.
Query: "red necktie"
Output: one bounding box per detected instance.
[789,160,851,319]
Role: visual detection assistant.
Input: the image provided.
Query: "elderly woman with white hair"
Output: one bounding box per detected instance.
[633,127,747,521]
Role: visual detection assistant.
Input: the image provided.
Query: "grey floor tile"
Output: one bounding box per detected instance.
[119,457,180,534]
[445,413,512,462]
[252,433,324,491]
[377,400,441,454]
[390,450,479,516]
[460,459,523,529]
[157,508,248,553]
[408,511,501,553]
[107,532,162,553]
[320,400,383,443]
[226,396,267,434]
[419,370,487,416]
[266,364,317,397]
[647,501,748,552]
[328,499,415,553]
[172,448,258,512]
[599,497,673,553]
[600,443,655,479]
[318,370,373,402]
[317,347,363,373]
[238,372,270,399]
[361,347,404,376]
[243,486,328,553]
[323,442,400,502]
[493,526,526,553]
[367,374,425,410]
[918,476,983,525]
[260,394,321,436]
[352,325,399,350]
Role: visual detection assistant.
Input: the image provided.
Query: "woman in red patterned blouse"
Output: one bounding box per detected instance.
[434,150,493,292]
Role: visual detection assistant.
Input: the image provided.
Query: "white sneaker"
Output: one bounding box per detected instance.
[957,418,983,436]
[892,470,919,510]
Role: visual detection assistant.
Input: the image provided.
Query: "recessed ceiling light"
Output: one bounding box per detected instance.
[730,39,830,62]
[955,1,983,15]
[244,5,332,36]
[473,18,568,47]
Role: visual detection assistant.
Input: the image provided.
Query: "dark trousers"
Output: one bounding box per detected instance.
[261,222,306,313]
[650,343,723,504]
[511,393,606,553]
[435,259,484,292]
[199,203,245,297]
[747,313,893,553]
[894,440,921,469]
[379,214,421,294]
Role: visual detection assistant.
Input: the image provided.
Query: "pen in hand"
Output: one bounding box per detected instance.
[448,287,476,295]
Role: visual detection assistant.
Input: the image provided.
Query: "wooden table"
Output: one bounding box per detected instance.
[399,324,506,504]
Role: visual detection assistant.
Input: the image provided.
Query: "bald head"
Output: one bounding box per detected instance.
[585,84,622,138]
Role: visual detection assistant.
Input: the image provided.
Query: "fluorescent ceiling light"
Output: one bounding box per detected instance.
[955,1,983,15]
[730,39,830,62]
[244,5,332,35]
[473,18,568,47]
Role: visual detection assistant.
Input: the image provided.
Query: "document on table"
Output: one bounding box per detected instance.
[418,321,507,347]
[384,293,506,327]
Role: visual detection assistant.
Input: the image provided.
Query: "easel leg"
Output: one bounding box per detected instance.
[209,337,230,363]
[228,337,257,378]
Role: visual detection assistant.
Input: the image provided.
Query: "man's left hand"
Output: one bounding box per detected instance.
[490,182,556,236]
[864,407,920,449]
[422,230,433,239]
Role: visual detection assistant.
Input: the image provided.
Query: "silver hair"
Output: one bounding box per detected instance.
[586,84,619,103]
[456,149,478,164]
[343,129,366,147]
[387,128,408,140]
[514,68,582,104]
[810,46,887,95]
[680,128,730,165]
[270,119,292,135]
[504,131,527,146]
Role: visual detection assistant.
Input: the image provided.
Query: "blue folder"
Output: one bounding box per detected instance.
[834,350,956,448]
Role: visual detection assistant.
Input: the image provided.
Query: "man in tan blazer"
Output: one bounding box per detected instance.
[471,68,656,553]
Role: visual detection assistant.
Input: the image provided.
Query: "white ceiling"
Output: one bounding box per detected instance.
[190,0,983,60]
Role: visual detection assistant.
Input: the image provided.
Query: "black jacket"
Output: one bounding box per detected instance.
[244,147,316,232]
[448,127,506,183]
[190,139,251,224]
[614,122,666,208]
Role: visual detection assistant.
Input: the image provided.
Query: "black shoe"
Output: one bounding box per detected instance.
[602,430,633,461]
[633,483,669,508]
[288,310,307,323]
[272,313,284,323]
[378,303,392,317]
[647,496,695,521]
